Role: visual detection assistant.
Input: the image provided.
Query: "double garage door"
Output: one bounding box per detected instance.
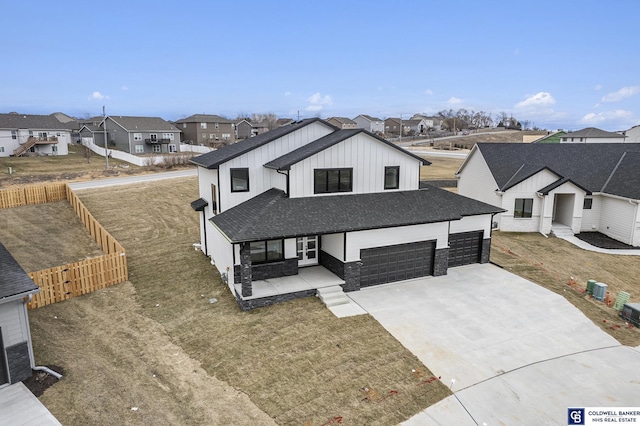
[360,240,436,288]
[359,231,484,288]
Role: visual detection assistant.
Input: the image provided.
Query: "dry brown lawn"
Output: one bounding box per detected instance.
[419,156,464,181]
[25,178,450,425]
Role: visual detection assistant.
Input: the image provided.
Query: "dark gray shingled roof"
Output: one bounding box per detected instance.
[175,114,233,124]
[108,116,179,132]
[0,113,75,131]
[0,242,39,301]
[210,186,504,243]
[562,127,625,139]
[190,118,337,169]
[476,143,640,199]
[264,129,430,170]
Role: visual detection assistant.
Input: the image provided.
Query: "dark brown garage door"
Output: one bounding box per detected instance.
[360,240,436,287]
[448,231,483,267]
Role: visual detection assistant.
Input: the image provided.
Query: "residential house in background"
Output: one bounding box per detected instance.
[97,116,181,154]
[175,114,234,148]
[326,117,357,129]
[190,118,502,310]
[384,118,402,137]
[403,118,429,135]
[353,114,385,134]
[411,114,441,131]
[457,143,640,247]
[234,119,255,140]
[0,243,40,386]
[624,125,640,142]
[0,113,72,157]
[560,127,626,143]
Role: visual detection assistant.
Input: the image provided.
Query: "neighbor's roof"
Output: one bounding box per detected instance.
[175,114,233,124]
[264,129,430,170]
[0,113,75,131]
[108,116,179,132]
[190,118,336,169]
[327,117,357,125]
[476,143,640,199]
[356,114,383,122]
[0,242,39,301]
[562,127,625,139]
[211,187,504,243]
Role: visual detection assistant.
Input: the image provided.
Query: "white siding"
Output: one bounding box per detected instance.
[599,196,636,245]
[321,233,344,260]
[208,226,235,291]
[218,121,334,211]
[580,196,602,232]
[457,149,502,224]
[345,223,449,262]
[499,170,558,232]
[288,133,421,197]
[449,215,493,239]
[0,301,29,346]
[0,129,70,157]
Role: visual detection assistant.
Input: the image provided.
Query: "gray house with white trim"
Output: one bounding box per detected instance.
[0,243,40,387]
[191,119,503,310]
[99,116,181,154]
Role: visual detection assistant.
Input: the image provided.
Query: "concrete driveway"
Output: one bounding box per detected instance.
[347,264,640,425]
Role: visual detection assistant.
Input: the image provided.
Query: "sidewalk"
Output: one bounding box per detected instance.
[557,234,640,256]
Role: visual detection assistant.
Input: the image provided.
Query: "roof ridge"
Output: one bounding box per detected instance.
[601,151,627,193]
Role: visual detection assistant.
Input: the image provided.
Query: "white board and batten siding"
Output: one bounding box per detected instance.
[320,233,345,260]
[599,196,638,245]
[289,133,421,198]
[580,196,601,232]
[449,215,493,239]
[457,149,502,214]
[219,122,334,210]
[345,222,449,262]
[0,300,30,347]
[208,226,236,291]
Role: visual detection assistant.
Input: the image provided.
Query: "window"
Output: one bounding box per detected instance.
[583,198,593,210]
[153,145,161,153]
[200,122,207,129]
[149,133,157,141]
[249,239,284,264]
[135,144,144,153]
[215,123,219,129]
[562,138,567,142]
[202,133,207,139]
[210,184,218,214]
[162,133,174,140]
[52,145,57,153]
[222,133,231,139]
[230,168,249,192]
[134,133,142,141]
[384,166,400,190]
[210,134,215,139]
[314,168,353,193]
[169,144,177,152]
[0,147,5,152]
[514,198,533,218]
[39,132,47,139]
[182,123,186,128]
[11,130,16,139]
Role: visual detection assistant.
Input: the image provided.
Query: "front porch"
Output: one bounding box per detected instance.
[234,265,345,301]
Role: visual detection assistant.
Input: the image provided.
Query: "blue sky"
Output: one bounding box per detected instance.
[2,0,639,131]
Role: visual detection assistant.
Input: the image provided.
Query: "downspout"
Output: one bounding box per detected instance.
[276,169,290,197]
[201,210,208,256]
[22,294,63,380]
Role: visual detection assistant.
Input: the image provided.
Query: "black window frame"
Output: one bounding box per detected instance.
[230,168,250,193]
[583,198,593,210]
[384,166,400,190]
[314,168,353,194]
[249,239,284,264]
[514,198,533,218]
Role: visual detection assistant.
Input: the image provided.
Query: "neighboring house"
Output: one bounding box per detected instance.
[78,124,106,147]
[622,125,640,143]
[99,116,181,154]
[403,118,429,135]
[326,117,357,129]
[276,118,294,127]
[457,143,640,247]
[190,118,503,310]
[411,114,441,131]
[384,118,402,137]
[0,113,72,157]
[0,243,40,387]
[175,114,235,147]
[560,127,626,143]
[532,131,566,143]
[235,119,254,140]
[353,114,385,134]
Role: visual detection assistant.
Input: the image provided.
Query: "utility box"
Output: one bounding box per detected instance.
[593,282,607,301]
[620,303,640,327]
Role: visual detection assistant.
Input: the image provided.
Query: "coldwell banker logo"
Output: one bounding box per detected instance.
[568,408,585,425]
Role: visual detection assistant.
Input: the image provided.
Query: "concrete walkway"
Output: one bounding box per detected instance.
[68,169,196,190]
[557,234,640,255]
[347,264,640,425]
[0,383,61,426]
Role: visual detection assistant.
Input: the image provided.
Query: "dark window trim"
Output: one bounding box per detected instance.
[230,168,250,193]
[583,198,593,210]
[249,239,284,264]
[514,198,533,218]
[314,168,353,194]
[384,166,400,190]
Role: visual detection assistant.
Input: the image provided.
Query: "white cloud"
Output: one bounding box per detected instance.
[424,89,433,96]
[580,109,633,125]
[447,97,462,105]
[306,92,333,111]
[601,86,640,103]
[88,91,108,100]
[594,84,602,91]
[515,92,556,108]
[284,91,291,97]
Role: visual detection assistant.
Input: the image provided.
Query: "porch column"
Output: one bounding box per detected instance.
[240,242,252,297]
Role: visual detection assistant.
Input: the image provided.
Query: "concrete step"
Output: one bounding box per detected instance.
[551,227,574,237]
[317,285,350,307]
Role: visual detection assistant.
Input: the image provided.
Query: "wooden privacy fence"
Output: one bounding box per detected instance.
[0,182,128,309]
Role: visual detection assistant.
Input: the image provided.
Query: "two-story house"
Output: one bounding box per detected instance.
[559,127,626,143]
[353,114,385,134]
[190,118,503,310]
[0,113,72,157]
[326,117,357,129]
[175,114,235,148]
[86,116,181,154]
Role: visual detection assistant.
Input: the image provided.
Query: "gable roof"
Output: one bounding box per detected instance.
[264,129,430,171]
[0,242,39,301]
[175,114,232,124]
[475,143,640,199]
[355,114,383,122]
[211,186,504,243]
[0,113,75,131]
[563,127,625,139]
[107,116,179,132]
[190,118,336,169]
[327,117,356,125]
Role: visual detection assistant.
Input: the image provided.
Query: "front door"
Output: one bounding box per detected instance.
[297,236,318,266]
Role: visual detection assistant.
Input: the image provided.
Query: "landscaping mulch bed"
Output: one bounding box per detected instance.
[575,232,640,250]
[23,365,64,397]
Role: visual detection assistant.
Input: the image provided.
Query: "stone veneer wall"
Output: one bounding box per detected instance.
[480,238,491,263]
[433,248,449,277]
[234,289,317,311]
[234,258,298,283]
[319,250,361,292]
